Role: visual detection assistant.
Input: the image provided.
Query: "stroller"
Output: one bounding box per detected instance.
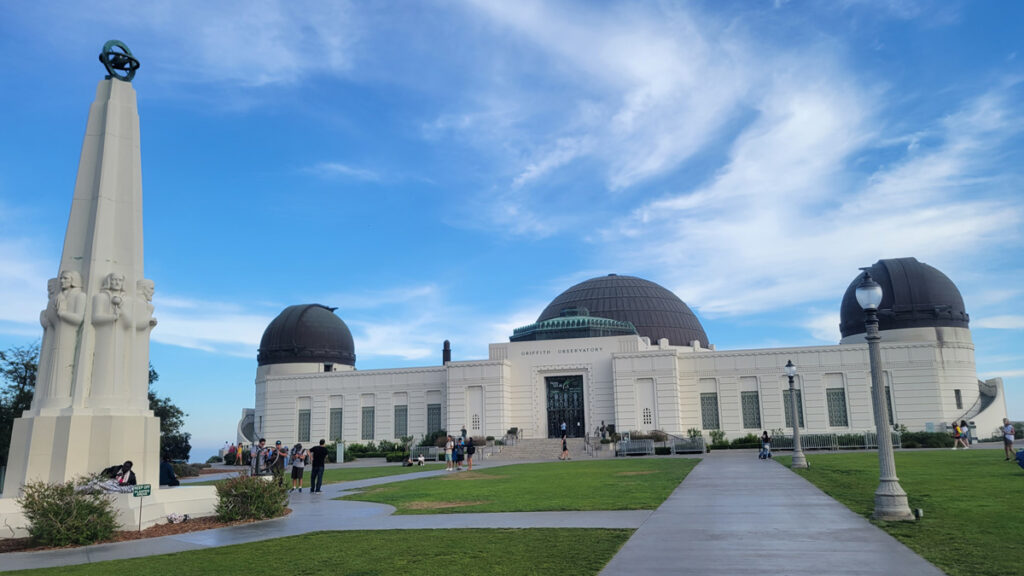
[1016,449,1024,471]
[759,440,772,460]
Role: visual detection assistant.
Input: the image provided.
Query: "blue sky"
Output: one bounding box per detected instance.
[0,1,1022,460]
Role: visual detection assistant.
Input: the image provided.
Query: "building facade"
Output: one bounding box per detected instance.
[246,259,1007,447]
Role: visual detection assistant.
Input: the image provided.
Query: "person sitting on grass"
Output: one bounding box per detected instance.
[417,454,425,466]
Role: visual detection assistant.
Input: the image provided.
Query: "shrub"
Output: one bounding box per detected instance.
[485,436,495,441]
[385,452,409,462]
[709,429,727,445]
[206,456,223,464]
[18,480,119,547]
[215,473,288,522]
[600,438,613,444]
[377,440,402,454]
[686,428,702,439]
[224,452,236,465]
[730,434,761,449]
[419,429,448,447]
[172,462,208,478]
[654,446,671,455]
[507,427,519,437]
[901,431,954,449]
[494,439,504,446]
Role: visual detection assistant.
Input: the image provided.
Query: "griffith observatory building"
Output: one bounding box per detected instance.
[245,258,1007,446]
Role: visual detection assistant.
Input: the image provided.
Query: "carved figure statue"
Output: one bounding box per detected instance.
[91,272,130,399]
[45,271,87,402]
[33,278,60,404]
[132,279,157,405]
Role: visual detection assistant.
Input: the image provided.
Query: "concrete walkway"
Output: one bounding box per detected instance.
[600,451,943,576]
[0,461,647,572]
[1,454,944,574]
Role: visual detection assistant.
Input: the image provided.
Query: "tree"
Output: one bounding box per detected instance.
[0,343,40,467]
[147,367,192,461]
[0,342,191,464]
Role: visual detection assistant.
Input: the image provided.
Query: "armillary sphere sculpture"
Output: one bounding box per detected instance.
[99,40,140,82]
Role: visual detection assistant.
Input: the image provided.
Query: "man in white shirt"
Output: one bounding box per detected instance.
[1003,418,1016,461]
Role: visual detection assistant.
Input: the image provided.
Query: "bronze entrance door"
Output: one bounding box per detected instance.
[546,375,585,438]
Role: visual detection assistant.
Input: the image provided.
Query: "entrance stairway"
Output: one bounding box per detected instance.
[487,438,603,461]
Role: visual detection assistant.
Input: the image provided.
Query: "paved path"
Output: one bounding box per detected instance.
[2,454,945,575]
[600,451,943,576]
[0,462,647,572]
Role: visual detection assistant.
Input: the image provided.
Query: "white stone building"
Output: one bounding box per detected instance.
[247,259,1007,447]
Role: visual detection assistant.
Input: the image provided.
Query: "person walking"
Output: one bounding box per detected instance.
[560,434,569,460]
[289,444,307,493]
[760,430,772,460]
[959,420,971,447]
[951,421,966,450]
[308,439,329,494]
[271,440,287,485]
[445,435,454,471]
[466,437,476,471]
[1003,418,1016,461]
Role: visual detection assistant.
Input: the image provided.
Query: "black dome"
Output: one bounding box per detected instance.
[839,258,969,338]
[535,274,708,347]
[258,304,356,367]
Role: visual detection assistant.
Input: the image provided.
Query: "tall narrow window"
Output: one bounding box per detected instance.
[783,390,805,428]
[361,407,375,440]
[427,403,442,435]
[700,393,720,429]
[298,409,311,442]
[954,389,963,410]
[826,389,849,427]
[394,405,408,438]
[741,391,761,429]
[329,408,343,441]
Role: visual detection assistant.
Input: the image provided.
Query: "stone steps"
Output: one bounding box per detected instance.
[488,438,597,461]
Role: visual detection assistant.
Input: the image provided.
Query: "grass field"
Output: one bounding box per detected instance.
[340,458,699,514]
[192,462,446,486]
[12,529,633,576]
[778,450,1024,576]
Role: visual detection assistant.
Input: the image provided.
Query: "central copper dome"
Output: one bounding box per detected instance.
[534,274,709,347]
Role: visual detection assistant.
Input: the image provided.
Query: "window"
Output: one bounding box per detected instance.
[954,389,963,410]
[826,388,849,427]
[258,415,262,435]
[700,393,720,429]
[783,390,804,428]
[642,407,653,426]
[361,407,375,440]
[329,408,343,441]
[741,391,761,429]
[394,405,408,438]
[298,409,311,442]
[427,403,442,435]
[324,363,333,372]
[471,414,481,431]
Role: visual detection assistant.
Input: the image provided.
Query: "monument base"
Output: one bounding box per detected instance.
[2,413,160,499]
[0,485,218,539]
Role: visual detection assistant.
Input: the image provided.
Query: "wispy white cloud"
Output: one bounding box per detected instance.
[975,316,1024,330]
[803,312,842,343]
[604,82,1022,322]
[307,162,381,182]
[13,1,360,87]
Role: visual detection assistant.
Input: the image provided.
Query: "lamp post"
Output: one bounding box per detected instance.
[856,270,914,521]
[785,360,807,469]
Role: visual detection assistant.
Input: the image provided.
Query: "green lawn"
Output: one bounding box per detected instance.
[13,529,633,576]
[340,458,699,514]
[777,450,1024,576]
[192,463,445,486]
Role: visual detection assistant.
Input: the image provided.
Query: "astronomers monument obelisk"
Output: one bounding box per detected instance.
[1,43,215,531]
